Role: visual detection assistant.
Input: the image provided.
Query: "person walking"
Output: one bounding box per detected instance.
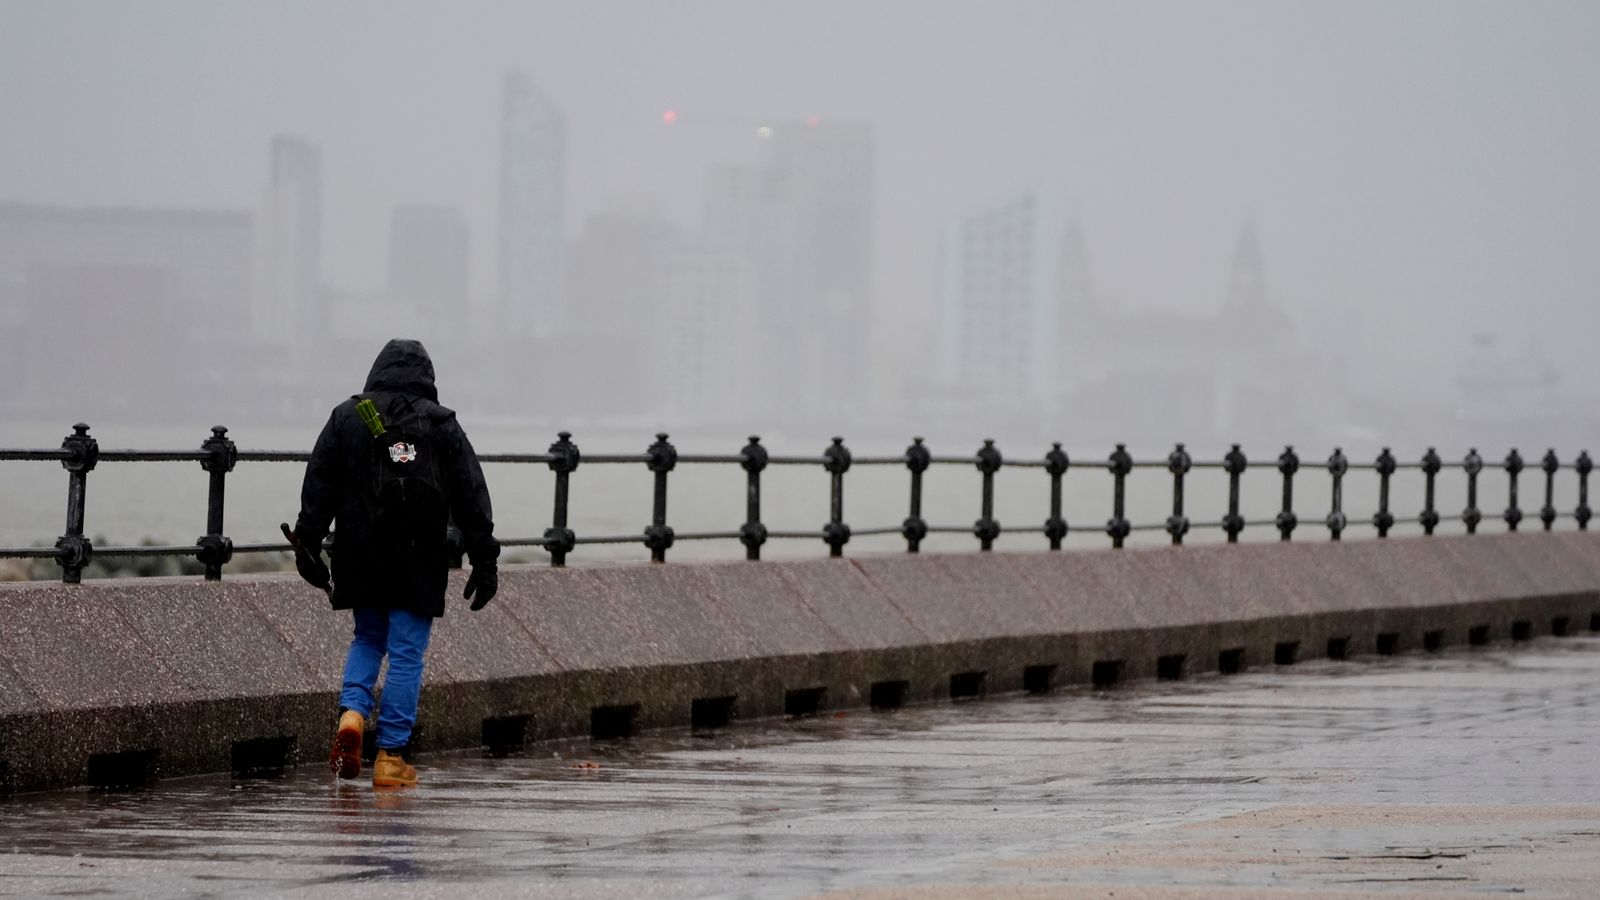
[287,339,498,788]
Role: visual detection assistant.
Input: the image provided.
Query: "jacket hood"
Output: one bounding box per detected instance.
[363,339,438,402]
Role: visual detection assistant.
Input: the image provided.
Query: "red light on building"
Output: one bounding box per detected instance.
[662,109,678,125]
[805,114,820,127]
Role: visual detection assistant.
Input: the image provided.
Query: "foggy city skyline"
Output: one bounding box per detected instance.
[2,0,1597,455]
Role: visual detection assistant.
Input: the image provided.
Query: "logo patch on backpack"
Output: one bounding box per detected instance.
[388,442,418,463]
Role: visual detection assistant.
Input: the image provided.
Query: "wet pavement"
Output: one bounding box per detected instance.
[3,637,1600,899]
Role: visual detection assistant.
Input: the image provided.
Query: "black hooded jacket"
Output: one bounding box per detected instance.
[294,339,497,617]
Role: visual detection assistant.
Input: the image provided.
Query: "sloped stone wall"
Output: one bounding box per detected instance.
[2,532,1596,793]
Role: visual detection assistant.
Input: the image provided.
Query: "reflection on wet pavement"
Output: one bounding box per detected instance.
[3,638,1599,898]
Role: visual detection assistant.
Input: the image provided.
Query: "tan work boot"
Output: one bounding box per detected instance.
[329,709,364,779]
[372,749,419,788]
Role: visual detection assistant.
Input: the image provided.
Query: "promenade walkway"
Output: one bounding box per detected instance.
[2,637,1597,898]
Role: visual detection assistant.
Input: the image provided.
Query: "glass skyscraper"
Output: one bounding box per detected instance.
[497,71,565,339]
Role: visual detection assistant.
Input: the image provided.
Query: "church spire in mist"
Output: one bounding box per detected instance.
[1224,222,1268,313]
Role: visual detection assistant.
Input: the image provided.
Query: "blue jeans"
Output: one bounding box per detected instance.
[338,607,434,750]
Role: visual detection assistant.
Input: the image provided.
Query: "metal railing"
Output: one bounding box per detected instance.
[0,423,1593,583]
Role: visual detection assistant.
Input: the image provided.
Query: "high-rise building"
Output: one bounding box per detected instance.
[561,212,677,338]
[662,242,760,421]
[257,135,322,350]
[22,263,181,410]
[700,120,875,420]
[388,204,470,319]
[0,202,256,417]
[936,190,1061,408]
[766,122,873,322]
[552,213,680,415]
[0,201,252,349]
[497,71,565,338]
[0,202,254,332]
[1054,218,1099,387]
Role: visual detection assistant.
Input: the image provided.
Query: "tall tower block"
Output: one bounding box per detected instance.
[257,135,322,352]
[498,72,565,338]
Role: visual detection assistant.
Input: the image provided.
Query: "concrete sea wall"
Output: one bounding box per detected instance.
[2,532,1598,794]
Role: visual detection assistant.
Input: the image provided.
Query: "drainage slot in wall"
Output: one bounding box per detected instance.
[691,695,737,730]
[1091,659,1124,688]
[1218,648,1245,675]
[949,671,987,700]
[1376,633,1400,656]
[482,714,532,756]
[784,686,826,717]
[590,704,639,740]
[1423,630,1445,652]
[1551,616,1570,638]
[1274,641,1300,666]
[230,736,297,777]
[1511,620,1533,642]
[1468,624,1490,646]
[1156,654,1186,680]
[86,749,158,789]
[1326,637,1350,661]
[1023,664,1057,694]
[870,680,910,710]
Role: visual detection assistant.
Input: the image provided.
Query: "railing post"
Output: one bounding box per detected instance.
[644,433,677,563]
[1106,443,1132,549]
[739,436,768,561]
[1373,447,1396,538]
[1463,448,1483,535]
[1419,447,1442,535]
[902,437,930,553]
[55,423,99,584]
[1504,448,1524,532]
[1577,451,1593,531]
[1166,443,1191,545]
[822,437,852,558]
[1222,444,1246,544]
[1043,442,1069,550]
[195,425,237,580]
[1276,445,1299,541]
[1540,449,1559,531]
[1326,447,1348,541]
[544,431,580,567]
[974,439,1002,551]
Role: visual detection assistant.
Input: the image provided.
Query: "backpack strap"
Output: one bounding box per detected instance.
[349,391,397,527]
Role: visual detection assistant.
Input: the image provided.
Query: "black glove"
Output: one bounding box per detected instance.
[289,529,331,591]
[464,563,498,611]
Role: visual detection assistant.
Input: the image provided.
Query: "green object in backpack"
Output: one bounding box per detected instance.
[356,398,386,437]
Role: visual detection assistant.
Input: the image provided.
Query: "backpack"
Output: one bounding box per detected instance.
[353,393,449,551]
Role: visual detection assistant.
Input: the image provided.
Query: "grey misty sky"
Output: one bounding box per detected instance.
[2,0,1597,391]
